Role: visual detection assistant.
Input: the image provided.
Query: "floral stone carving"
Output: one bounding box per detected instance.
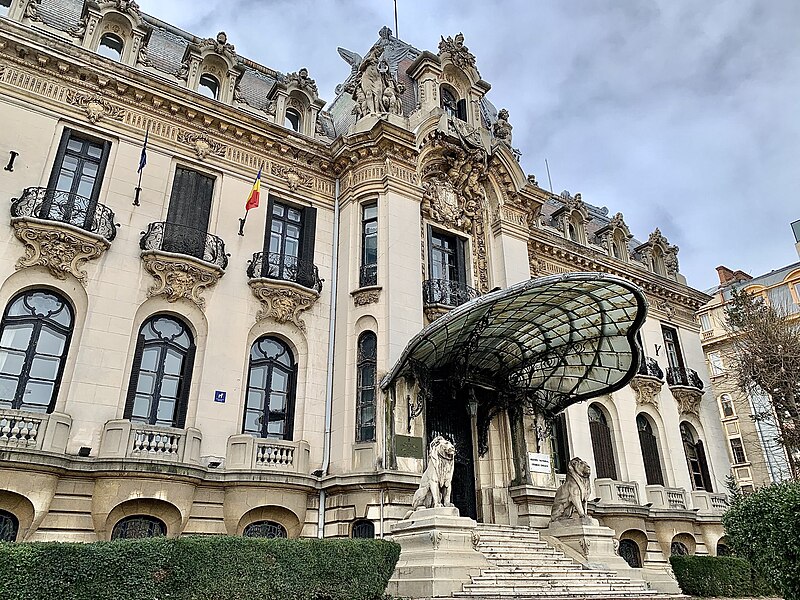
[66,91,126,124]
[629,375,663,408]
[248,279,320,331]
[438,33,478,74]
[12,220,110,285]
[671,386,703,417]
[141,252,223,309]
[351,287,380,306]
[177,131,227,160]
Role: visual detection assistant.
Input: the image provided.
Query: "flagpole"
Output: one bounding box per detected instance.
[239,163,263,236]
[134,125,149,206]
[238,210,248,236]
[133,167,143,206]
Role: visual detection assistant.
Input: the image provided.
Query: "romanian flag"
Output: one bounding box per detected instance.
[246,167,261,211]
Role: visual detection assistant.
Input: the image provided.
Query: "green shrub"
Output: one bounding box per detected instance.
[669,555,777,597]
[723,480,800,600]
[0,536,401,600]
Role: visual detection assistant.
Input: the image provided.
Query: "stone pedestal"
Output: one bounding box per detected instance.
[386,507,488,599]
[545,517,681,594]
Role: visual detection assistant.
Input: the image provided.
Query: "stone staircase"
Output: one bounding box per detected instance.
[445,523,672,599]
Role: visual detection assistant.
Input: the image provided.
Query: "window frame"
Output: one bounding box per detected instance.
[242,336,297,441]
[360,202,378,288]
[0,290,74,414]
[707,351,724,376]
[243,520,287,538]
[0,509,19,542]
[719,394,736,418]
[285,108,302,132]
[680,422,713,492]
[111,515,166,540]
[356,331,377,443]
[588,403,617,480]
[661,325,685,372]
[636,413,665,486]
[729,437,747,465]
[261,195,317,287]
[97,32,125,61]
[698,313,712,332]
[198,73,220,100]
[124,315,195,429]
[351,519,375,539]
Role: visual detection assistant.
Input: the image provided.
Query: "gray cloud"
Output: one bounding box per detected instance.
[137,0,800,289]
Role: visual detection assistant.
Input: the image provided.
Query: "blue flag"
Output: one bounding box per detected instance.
[138,128,148,174]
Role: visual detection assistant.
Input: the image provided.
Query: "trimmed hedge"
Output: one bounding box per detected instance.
[0,536,401,600]
[723,480,800,600]
[669,555,777,597]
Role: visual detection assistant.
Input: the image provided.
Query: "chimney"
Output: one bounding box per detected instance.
[792,219,800,259]
[716,266,752,286]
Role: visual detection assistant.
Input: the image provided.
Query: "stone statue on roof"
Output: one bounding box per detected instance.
[346,33,405,120]
[493,108,513,145]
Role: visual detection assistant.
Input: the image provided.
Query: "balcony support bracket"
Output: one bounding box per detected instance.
[141,250,224,310]
[671,386,704,417]
[248,278,320,332]
[630,375,663,409]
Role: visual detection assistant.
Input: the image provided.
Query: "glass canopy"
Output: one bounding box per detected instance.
[381,273,647,418]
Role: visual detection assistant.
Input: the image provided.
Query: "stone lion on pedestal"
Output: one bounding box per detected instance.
[404,436,456,519]
[550,457,591,521]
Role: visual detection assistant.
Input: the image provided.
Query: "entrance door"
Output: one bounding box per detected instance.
[426,383,477,520]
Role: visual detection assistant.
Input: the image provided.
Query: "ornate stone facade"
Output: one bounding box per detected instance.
[248,280,320,331]
[141,252,224,309]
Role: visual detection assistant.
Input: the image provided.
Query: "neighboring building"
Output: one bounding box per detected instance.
[697,235,800,491]
[0,0,728,576]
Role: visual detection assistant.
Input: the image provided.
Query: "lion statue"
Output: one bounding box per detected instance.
[550,457,592,522]
[404,436,456,519]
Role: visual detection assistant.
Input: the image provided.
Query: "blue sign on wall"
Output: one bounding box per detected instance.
[214,390,226,403]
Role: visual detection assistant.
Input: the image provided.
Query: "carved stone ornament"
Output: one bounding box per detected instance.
[471,530,480,550]
[438,33,478,74]
[199,31,236,61]
[24,0,42,21]
[285,67,318,97]
[12,219,109,286]
[177,130,227,159]
[492,108,513,145]
[271,163,312,192]
[141,252,223,309]
[346,28,405,121]
[629,375,663,408]
[671,387,703,417]
[351,287,381,306]
[66,91,126,124]
[101,0,142,17]
[248,280,320,331]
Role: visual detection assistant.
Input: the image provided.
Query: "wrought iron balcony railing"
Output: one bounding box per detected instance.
[637,357,664,380]
[359,263,377,288]
[11,187,117,241]
[140,222,228,270]
[247,251,322,292]
[666,366,704,391]
[422,278,480,308]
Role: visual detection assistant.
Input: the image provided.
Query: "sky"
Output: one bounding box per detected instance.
[137,0,800,291]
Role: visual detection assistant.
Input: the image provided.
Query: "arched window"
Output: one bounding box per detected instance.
[588,404,617,479]
[612,232,628,261]
[680,422,713,492]
[567,221,579,242]
[618,539,641,568]
[637,414,664,485]
[0,510,19,542]
[285,108,301,132]
[243,520,287,538]
[717,542,730,556]
[111,515,166,540]
[198,74,220,100]
[243,337,297,440]
[98,33,124,61]
[124,315,195,428]
[652,246,666,276]
[356,332,377,443]
[0,290,73,413]
[670,541,689,556]
[352,519,375,539]
[440,86,458,119]
[719,394,736,418]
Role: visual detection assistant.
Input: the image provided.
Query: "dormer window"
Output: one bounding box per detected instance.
[612,231,628,261]
[98,33,124,62]
[198,74,220,100]
[652,246,666,276]
[568,221,579,242]
[440,85,467,121]
[285,108,301,132]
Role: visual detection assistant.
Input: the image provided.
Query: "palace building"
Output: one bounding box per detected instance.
[0,0,729,588]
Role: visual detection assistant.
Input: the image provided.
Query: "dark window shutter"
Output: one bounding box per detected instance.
[426,225,434,277]
[124,333,146,419]
[456,99,467,121]
[639,428,665,485]
[43,129,74,217]
[552,413,570,475]
[456,237,468,285]
[590,420,617,479]
[175,343,196,429]
[297,206,317,287]
[695,440,713,492]
[284,363,298,441]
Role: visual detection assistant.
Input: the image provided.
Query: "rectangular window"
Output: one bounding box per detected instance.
[360,203,378,287]
[698,313,712,332]
[426,227,468,306]
[661,325,685,372]
[730,438,747,464]
[708,351,724,376]
[164,167,215,260]
[45,128,111,229]
[261,196,317,288]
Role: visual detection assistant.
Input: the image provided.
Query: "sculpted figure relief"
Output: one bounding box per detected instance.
[341,30,405,120]
[493,108,513,145]
[404,436,457,518]
[550,457,592,521]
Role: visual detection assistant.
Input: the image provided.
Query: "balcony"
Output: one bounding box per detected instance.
[226,434,310,475]
[359,263,378,288]
[0,409,71,453]
[595,478,641,505]
[422,278,480,321]
[630,356,665,407]
[98,419,202,464]
[646,485,689,510]
[691,491,728,515]
[247,252,322,331]
[139,222,228,309]
[638,357,664,379]
[667,366,705,417]
[10,187,117,284]
[667,367,704,390]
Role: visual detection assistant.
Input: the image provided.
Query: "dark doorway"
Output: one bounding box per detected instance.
[426,382,478,520]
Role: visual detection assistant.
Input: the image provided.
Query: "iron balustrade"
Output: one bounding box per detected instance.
[359,263,377,287]
[422,278,480,308]
[140,221,228,270]
[247,251,323,292]
[637,357,664,379]
[11,187,117,241]
[666,366,704,391]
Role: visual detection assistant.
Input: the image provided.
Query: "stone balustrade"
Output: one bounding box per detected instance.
[226,434,310,474]
[595,478,640,505]
[645,484,689,510]
[0,409,71,453]
[691,490,728,514]
[98,419,202,464]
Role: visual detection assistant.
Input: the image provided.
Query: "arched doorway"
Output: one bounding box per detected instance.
[637,414,664,485]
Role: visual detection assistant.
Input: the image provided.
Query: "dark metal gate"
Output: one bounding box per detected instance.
[426,383,478,520]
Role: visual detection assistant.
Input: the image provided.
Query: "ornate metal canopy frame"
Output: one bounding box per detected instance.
[381,272,648,420]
